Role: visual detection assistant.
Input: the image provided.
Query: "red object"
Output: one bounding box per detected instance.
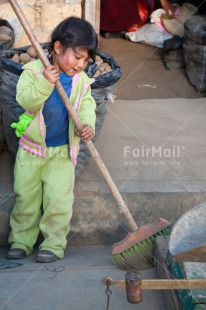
[100,0,155,33]
[127,22,145,32]
[100,0,141,32]
[133,287,142,295]
[127,0,155,32]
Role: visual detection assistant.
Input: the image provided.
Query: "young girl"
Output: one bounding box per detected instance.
[7,17,98,263]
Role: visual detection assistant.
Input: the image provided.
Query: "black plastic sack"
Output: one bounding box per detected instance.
[0,19,15,52]
[184,16,206,45]
[0,59,24,157]
[183,45,206,93]
[184,44,206,65]
[0,105,4,152]
[163,36,184,53]
[86,50,122,89]
[183,16,206,93]
[0,46,31,75]
[0,46,43,157]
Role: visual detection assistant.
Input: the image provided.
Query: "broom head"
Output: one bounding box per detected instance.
[112,218,170,270]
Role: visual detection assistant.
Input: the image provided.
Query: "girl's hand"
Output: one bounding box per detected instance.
[43,65,59,84]
[76,125,94,140]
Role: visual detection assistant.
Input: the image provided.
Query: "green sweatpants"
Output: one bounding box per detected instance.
[8,145,75,258]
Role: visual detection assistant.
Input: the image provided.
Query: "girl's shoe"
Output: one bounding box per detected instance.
[36,250,59,263]
[7,248,27,259]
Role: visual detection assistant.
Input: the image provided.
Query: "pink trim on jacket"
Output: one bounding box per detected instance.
[77,83,90,114]
[21,136,45,150]
[71,74,81,94]
[69,81,92,165]
[35,68,45,79]
[26,110,35,116]
[23,109,44,141]
[70,145,80,165]
[39,108,45,142]
[19,141,46,158]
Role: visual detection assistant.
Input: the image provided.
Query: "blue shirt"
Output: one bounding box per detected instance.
[43,73,73,147]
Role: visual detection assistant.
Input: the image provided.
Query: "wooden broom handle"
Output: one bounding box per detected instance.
[8,0,138,232]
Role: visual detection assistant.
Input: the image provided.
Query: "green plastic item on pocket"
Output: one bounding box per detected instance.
[11,112,34,137]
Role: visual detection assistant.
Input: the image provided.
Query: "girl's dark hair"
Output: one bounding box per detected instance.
[47,17,98,62]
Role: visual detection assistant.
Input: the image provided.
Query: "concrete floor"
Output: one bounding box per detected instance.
[0,246,165,310]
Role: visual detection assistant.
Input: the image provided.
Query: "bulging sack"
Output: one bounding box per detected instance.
[0,66,24,157]
[0,19,15,52]
[89,50,122,89]
[0,105,4,152]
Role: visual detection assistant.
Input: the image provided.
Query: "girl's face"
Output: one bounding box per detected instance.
[53,41,90,76]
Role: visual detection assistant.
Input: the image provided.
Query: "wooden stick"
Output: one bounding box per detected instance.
[141,279,206,290]
[8,0,138,232]
[102,277,206,290]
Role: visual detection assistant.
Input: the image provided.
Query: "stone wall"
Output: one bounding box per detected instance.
[0,0,82,47]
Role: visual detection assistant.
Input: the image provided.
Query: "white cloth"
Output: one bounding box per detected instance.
[126,23,173,48]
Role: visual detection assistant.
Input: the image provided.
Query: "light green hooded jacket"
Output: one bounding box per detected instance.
[16,59,96,165]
